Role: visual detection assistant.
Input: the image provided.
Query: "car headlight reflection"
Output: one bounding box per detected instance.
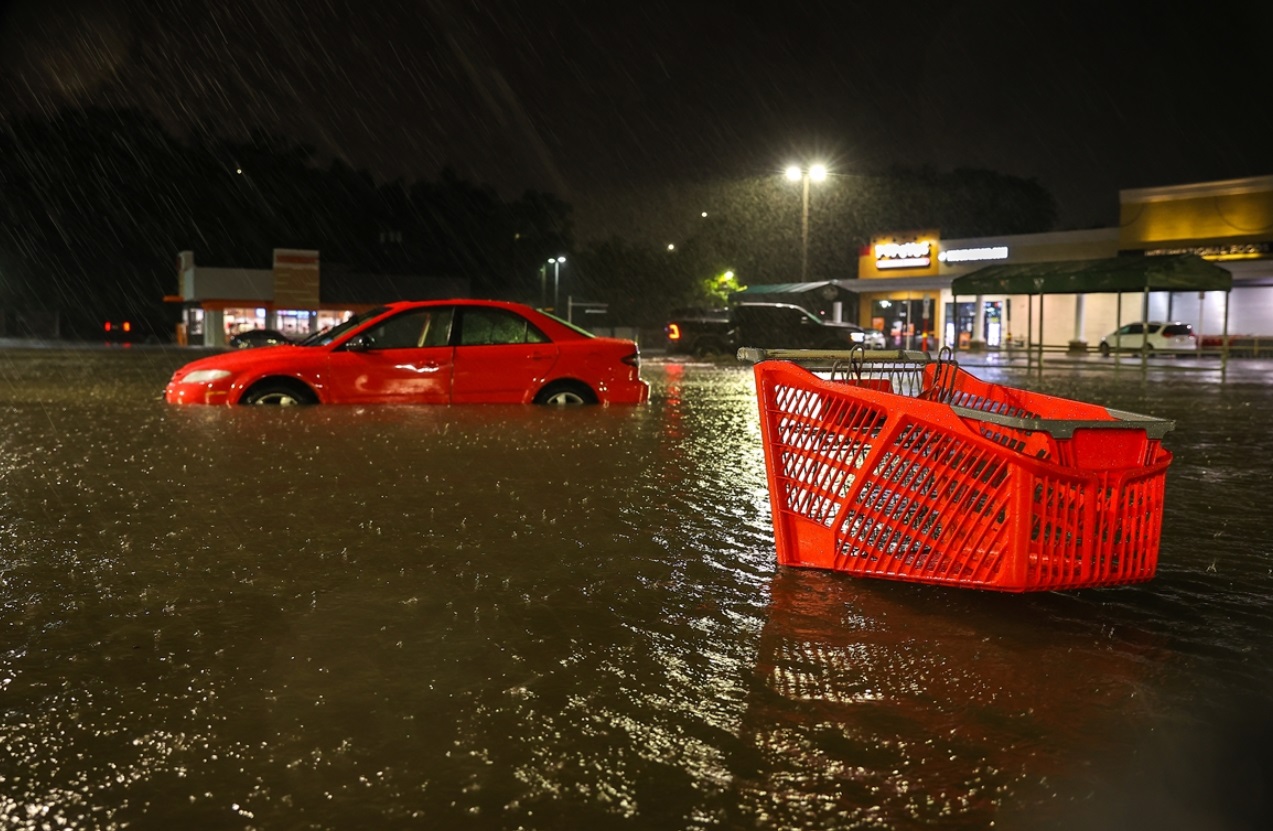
[181,369,233,384]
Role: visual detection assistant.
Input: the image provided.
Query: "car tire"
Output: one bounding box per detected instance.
[692,338,725,358]
[1099,342,1111,357]
[241,380,317,406]
[534,381,597,406]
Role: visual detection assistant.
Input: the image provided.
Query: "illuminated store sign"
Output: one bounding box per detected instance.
[875,240,933,269]
[1143,242,1272,261]
[938,246,1009,263]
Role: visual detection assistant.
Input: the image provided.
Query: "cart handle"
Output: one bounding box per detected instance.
[949,405,1175,439]
[737,347,931,366]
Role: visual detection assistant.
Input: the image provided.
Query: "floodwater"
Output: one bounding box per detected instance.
[1,345,1271,830]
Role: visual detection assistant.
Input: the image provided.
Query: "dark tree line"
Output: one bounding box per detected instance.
[0,107,571,338]
[0,105,1059,337]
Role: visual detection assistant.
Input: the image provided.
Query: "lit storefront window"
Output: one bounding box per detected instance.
[943,300,1003,347]
[870,297,935,350]
[224,307,267,336]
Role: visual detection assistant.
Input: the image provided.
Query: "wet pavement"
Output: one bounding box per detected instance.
[1,344,1271,829]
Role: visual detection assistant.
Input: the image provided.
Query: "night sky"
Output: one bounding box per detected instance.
[2,0,1271,238]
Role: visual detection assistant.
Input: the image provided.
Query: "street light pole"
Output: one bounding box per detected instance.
[799,174,811,282]
[550,256,565,310]
[785,163,828,282]
[540,257,566,309]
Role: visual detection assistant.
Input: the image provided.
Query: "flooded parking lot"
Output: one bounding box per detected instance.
[2,345,1271,829]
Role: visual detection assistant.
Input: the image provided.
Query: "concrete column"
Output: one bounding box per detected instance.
[1068,294,1088,353]
[970,295,986,351]
[203,309,225,347]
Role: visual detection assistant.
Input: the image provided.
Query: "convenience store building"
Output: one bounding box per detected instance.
[743,174,1273,352]
[169,249,468,347]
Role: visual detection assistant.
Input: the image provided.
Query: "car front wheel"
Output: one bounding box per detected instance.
[241,380,317,406]
[534,381,597,406]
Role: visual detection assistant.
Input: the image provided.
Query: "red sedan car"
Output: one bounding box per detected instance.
[164,300,649,406]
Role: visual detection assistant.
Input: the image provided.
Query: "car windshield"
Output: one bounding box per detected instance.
[296,306,390,346]
[1162,323,1194,336]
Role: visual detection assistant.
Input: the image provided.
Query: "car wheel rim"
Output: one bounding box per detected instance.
[252,392,300,406]
[545,390,585,405]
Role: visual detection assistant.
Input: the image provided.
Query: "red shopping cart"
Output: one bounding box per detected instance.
[740,347,1175,592]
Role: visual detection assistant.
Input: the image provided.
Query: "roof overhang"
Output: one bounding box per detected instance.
[735,281,841,295]
[951,254,1232,295]
[832,277,952,293]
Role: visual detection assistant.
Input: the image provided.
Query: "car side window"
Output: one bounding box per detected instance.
[362,308,453,349]
[420,308,454,346]
[458,308,548,346]
[1121,323,1143,335]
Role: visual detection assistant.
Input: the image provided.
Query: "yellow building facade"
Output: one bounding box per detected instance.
[844,175,1273,351]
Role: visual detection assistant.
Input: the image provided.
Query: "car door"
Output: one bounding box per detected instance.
[323,307,454,403]
[1111,323,1144,351]
[736,306,807,348]
[450,307,558,403]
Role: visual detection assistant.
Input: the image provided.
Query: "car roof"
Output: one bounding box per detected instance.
[382,298,528,311]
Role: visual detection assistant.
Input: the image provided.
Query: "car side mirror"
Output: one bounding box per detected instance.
[344,334,373,352]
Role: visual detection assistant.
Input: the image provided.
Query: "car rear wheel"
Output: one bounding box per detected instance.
[1099,342,1111,357]
[534,381,597,406]
[692,338,726,358]
[242,380,317,406]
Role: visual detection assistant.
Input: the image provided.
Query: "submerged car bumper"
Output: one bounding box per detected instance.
[600,379,650,405]
[164,382,234,405]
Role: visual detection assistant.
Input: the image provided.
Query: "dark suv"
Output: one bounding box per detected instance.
[665,302,876,356]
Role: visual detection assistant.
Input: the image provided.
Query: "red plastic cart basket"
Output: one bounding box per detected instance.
[741,347,1175,592]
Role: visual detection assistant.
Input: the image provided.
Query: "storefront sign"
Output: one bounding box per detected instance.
[1143,242,1273,261]
[875,240,933,269]
[862,230,941,277]
[273,248,320,309]
[938,246,1009,263]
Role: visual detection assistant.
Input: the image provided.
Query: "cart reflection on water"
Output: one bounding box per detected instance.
[731,568,1163,827]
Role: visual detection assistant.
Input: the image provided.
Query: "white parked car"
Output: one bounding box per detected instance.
[1099,321,1196,356]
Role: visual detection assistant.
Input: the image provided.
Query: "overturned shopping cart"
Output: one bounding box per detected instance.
[740,346,1175,592]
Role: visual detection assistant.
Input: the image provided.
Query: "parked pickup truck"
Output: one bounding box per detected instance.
[664,302,885,356]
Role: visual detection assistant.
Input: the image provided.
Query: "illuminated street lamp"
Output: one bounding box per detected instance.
[784,162,828,281]
[548,256,565,309]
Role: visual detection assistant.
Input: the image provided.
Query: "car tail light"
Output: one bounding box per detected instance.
[666,323,681,340]
[123,321,132,332]
[621,351,640,367]
[104,321,112,332]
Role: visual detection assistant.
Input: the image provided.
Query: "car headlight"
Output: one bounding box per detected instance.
[849,331,865,342]
[181,369,233,384]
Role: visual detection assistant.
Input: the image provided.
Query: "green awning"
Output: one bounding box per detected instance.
[951,254,1232,295]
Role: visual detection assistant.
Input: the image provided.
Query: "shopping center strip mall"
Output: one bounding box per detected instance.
[170,175,1273,358]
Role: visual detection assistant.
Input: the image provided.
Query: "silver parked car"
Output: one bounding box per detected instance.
[1099,321,1196,356]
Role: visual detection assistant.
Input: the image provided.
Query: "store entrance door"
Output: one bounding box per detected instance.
[871,298,933,350]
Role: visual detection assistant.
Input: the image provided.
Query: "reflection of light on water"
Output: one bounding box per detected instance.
[5,353,1272,828]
